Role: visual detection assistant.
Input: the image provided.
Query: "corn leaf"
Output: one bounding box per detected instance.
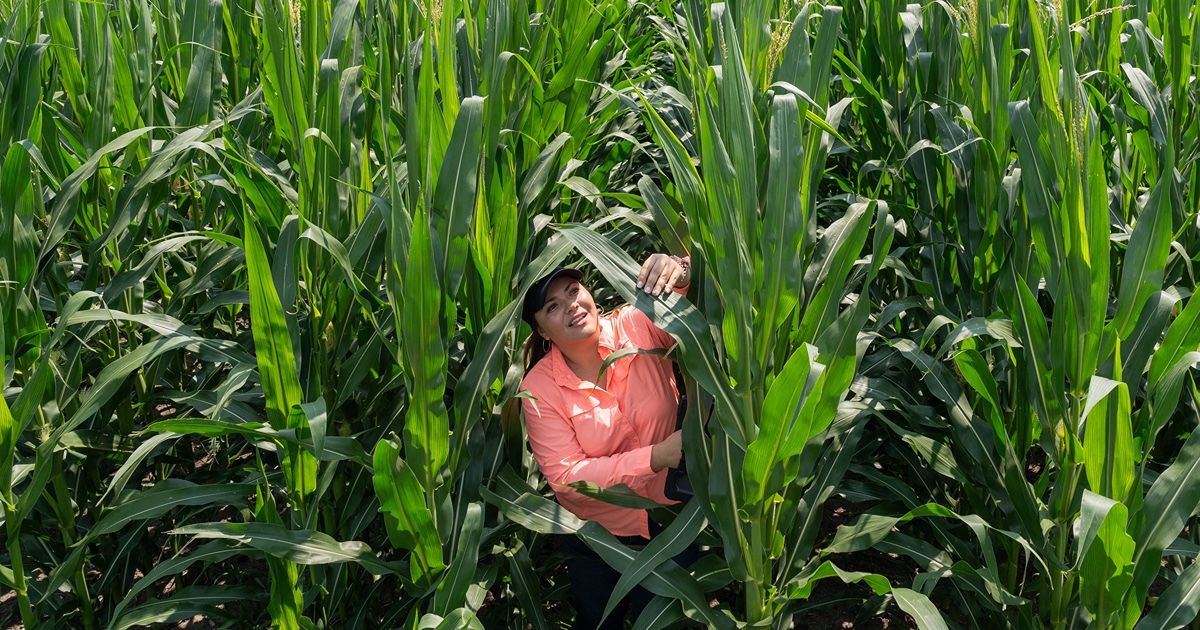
[401,207,450,498]
[170,521,407,576]
[244,211,315,506]
[372,438,446,584]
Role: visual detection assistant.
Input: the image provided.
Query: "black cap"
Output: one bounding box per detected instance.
[522,267,584,327]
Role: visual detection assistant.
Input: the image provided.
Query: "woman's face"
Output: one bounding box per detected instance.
[533,276,599,346]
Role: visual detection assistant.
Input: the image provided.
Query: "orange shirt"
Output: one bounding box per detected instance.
[520,305,680,538]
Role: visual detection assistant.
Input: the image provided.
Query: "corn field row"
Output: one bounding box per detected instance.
[2,0,1200,627]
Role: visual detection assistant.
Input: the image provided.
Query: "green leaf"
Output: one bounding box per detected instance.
[518,133,571,212]
[637,95,706,250]
[782,420,868,580]
[1148,291,1200,390]
[96,481,256,539]
[42,481,255,603]
[1009,101,1064,293]
[880,416,968,484]
[0,386,17,497]
[891,338,1028,533]
[244,211,315,506]
[602,500,706,623]
[254,485,305,629]
[632,596,686,630]
[713,7,759,269]
[401,208,450,497]
[579,519,734,630]
[936,318,1022,359]
[174,0,222,127]
[484,467,585,535]
[112,585,261,630]
[639,176,689,257]
[170,521,406,576]
[1130,429,1200,605]
[502,540,550,630]
[805,6,843,108]
[1142,352,1200,451]
[892,588,950,630]
[107,540,248,626]
[432,608,485,630]
[823,511,904,555]
[259,0,310,157]
[1007,268,1066,461]
[1082,377,1135,503]
[1122,289,1179,394]
[297,400,328,464]
[1121,63,1170,147]
[743,343,820,505]
[372,439,446,585]
[1077,491,1121,570]
[1135,557,1200,630]
[786,559,893,599]
[1111,160,1172,340]
[432,503,483,615]
[597,347,669,385]
[797,201,872,342]
[953,349,1003,430]
[297,223,395,355]
[36,126,157,266]
[566,481,668,510]
[1079,501,1135,627]
[432,96,483,297]
[754,92,804,372]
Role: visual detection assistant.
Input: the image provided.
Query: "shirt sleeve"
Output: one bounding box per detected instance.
[521,393,657,492]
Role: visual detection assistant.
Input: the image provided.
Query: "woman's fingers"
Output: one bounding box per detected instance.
[667,266,684,291]
[654,265,674,295]
[637,254,663,290]
[639,254,667,293]
[654,259,687,295]
[638,254,685,296]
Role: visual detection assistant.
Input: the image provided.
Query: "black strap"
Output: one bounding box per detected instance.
[665,362,694,501]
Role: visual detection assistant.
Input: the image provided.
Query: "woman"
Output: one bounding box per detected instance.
[519,253,693,629]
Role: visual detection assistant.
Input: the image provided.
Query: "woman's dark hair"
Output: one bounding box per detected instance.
[520,267,583,373]
[523,330,550,371]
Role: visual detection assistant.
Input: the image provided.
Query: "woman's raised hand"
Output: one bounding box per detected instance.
[637,253,690,296]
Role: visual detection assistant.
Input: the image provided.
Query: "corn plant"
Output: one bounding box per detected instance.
[487,2,952,627]
[828,0,1200,627]
[5,0,1200,626]
[0,0,668,626]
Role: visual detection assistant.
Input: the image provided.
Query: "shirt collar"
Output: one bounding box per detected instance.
[597,313,616,354]
[549,315,617,390]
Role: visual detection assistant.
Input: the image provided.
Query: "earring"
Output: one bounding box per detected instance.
[542,337,551,353]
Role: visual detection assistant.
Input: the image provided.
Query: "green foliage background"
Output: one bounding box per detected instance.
[2,0,1200,628]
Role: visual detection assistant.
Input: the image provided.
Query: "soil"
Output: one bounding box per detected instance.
[1025,448,1047,484]
[0,588,15,629]
[791,495,919,629]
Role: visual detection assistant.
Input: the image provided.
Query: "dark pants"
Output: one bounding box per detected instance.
[559,522,699,630]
